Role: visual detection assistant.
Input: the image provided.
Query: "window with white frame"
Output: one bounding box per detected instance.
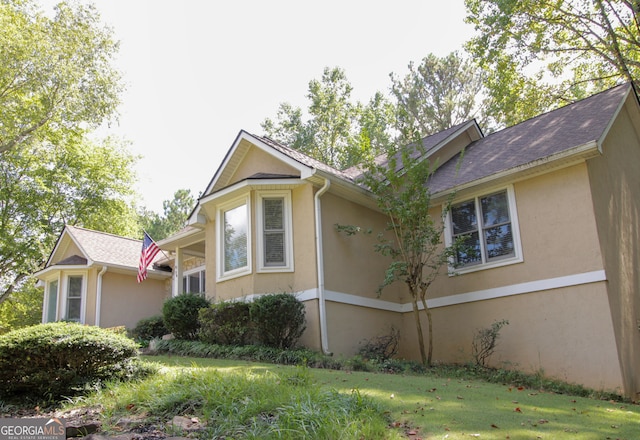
[448,187,522,271]
[46,279,58,322]
[257,191,294,272]
[66,275,83,321]
[183,267,206,294]
[217,196,251,280]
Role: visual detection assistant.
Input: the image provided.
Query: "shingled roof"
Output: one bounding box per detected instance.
[427,83,633,194]
[48,225,164,270]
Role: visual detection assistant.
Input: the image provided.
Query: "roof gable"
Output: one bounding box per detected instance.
[46,226,163,270]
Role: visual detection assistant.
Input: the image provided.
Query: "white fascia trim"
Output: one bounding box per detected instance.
[597,85,631,152]
[198,178,304,206]
[290,270,606,313]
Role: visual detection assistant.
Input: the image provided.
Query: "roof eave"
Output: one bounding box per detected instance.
[431,140,600,203]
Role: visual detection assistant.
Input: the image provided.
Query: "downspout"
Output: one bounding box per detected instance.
[314,177,332,355]
[95,266,107,327]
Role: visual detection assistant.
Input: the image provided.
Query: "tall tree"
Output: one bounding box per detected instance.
[465,0,640,126]
[390,52,494,135]
[0,0,122,154]
[262,67,395,170]
[140,189,195,241]
[337,138,458,366]
[0,137,139,304]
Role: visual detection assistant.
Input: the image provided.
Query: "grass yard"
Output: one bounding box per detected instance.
[70,355,639,440]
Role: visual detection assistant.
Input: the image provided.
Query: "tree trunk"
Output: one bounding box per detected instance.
[421,296,433,366]
[411,298,427,365]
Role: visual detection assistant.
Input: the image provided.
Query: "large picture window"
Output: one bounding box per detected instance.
[447,187,522,272]
[257,191,294,272]
[217,196,251,280]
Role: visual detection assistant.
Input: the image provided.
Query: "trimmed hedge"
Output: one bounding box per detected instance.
[198,301,252,346]
[0,322,149,400]
[162,293,209,340]
[131,315,168,341]
[251,293,306,349]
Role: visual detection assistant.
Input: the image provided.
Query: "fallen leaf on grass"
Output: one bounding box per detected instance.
[514,407,522,413]
[491,424,499,429]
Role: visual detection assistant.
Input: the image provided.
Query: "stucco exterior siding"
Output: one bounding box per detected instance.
[325,301,403,356]
[321,192,409,303]
[398,281,622,392]
[230,142,300,182]
[588,98,640,399]
[99,272,168,329]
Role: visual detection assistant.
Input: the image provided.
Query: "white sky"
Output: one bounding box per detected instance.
[40,0,474,212]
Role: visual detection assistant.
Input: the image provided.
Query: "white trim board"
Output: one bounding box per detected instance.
[293,270,606,313]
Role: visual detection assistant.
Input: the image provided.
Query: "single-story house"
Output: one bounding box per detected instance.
[37,83,640,399]
[35,226,171,329]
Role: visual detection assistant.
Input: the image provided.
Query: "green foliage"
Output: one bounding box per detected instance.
[77,364,395,440]
[250,293,306,349]
[0,284,42,334]
[131,315,168,342]
[465,0,640,126]
[162,294,209,340]
[0,0,122,154]
[0,137,140,303]
[472,319,509,366]
[390,51,495,134]
[139,189,195,241]
[262,67,395,169]
[198,301,252,346]
[0,322,150,401]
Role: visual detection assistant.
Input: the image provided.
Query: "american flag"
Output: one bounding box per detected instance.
[137,232,161,283]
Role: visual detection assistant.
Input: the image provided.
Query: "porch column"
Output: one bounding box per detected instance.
[173,247,184,297]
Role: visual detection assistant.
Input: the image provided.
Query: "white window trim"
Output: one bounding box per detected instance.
[256,190,294,273]
[42,276,61,323]
[216,195,252,281]
[183,265,206,294]
[60,272,87,323]
[444,184,523,275]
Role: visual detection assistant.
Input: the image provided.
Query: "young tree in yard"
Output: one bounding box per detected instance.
[340,137,459,366]
[465,0,640,126]
[0,1,122,155]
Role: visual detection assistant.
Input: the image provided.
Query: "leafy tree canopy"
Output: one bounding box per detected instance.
[0,135,140,304]
[0,0,122,154]
[262,67,395,170]
[140,189,195,241]
[465,0,640,126]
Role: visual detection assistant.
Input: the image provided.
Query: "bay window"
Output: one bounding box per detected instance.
[257,191,294,272]
[217,196,251,280]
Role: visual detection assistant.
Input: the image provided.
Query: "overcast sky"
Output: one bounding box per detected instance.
[40,0,474,212]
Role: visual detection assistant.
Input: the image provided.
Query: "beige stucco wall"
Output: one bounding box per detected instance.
[99,271,169,329]
[398,281,622,392]
[587,98,640,399]
[230,143,300,182]
[321,192,409,303]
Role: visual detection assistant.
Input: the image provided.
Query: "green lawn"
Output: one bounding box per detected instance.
[138,356,640,440]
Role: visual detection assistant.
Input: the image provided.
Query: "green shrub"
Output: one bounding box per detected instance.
[131,315,168,342]
[472,319,509,366]
[0,322,148,401]
[162,293,209,340]
[250,293,306,349]
[198,301,252,345]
